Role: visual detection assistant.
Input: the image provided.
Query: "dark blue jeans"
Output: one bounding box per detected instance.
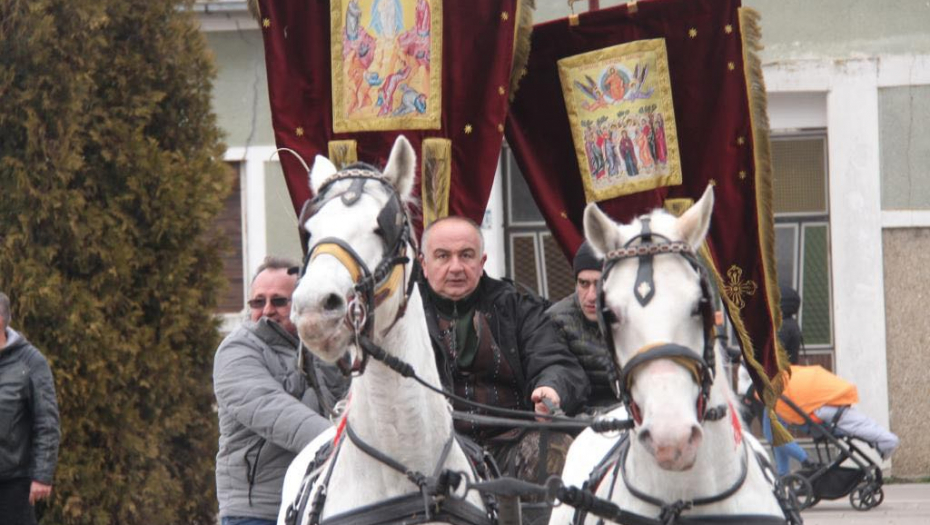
[221,517,276,525]
[0,477,36,525]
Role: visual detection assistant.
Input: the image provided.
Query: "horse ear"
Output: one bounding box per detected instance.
[382,135,416,199]
[584,203,623,255]
[309,155,338,195]
[677,185,715,249]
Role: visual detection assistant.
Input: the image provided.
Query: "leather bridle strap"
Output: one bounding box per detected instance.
[345,421,458,494]
[618,435,750,524]
[634,217,657,306]
[310,243,364,283]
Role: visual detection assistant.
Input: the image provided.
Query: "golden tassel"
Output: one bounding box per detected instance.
[328,140,358,170]
[735,7,793,442]
[421,138,452,228]
[509,0,536,100]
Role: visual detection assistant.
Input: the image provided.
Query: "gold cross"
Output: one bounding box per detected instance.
[723,265,757,310]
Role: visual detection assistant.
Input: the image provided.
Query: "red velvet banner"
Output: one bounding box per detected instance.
[505,0,788,403]
[255,0,523,231]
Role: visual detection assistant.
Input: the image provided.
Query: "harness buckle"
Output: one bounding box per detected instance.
[660,499,692,525]
[347,297,367,332]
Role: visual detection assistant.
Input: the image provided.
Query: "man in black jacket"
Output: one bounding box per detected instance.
[419,217,588,517]
[546,241,617,413]
[0,292,60,525]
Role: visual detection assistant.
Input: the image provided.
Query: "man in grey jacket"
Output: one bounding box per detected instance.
[214,257,344,525]
[0,291,60,525]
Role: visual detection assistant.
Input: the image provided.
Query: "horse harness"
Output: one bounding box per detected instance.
[296,163,420,376]
[580,217,797,525]
[286,164,495,525]
[561,427,798,525]
[283,419,496,525]
[595,216,724,426]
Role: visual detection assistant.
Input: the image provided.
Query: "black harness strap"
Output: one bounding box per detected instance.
[634,217,657,306]
[303,437,344,525]
[618,436,750,524]
[341,422,495,524]
[319,491,494,525]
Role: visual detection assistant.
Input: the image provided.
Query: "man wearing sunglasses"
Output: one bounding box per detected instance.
[213,257,345,525]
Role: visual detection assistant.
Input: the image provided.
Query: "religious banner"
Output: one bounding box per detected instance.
[558,38,682,202]
[505,0,790,439]
[252,0,533,232]
[331,0,442,132]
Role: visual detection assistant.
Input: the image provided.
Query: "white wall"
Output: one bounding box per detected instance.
[764,59,896,442]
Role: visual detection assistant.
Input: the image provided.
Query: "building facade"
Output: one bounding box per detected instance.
[195,0,930,477]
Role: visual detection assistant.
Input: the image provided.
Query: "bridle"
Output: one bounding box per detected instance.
[297,164,419,376]
[595,216,725,426]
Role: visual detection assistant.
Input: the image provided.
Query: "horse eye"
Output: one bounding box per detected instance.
[374,227,384,236]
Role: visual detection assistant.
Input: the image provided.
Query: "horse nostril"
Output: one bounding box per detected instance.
[638,428,652,448]
[689,424,703,445]
[322,293,345,312]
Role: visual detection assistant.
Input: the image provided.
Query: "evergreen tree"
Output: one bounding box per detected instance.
[1,1,226,522]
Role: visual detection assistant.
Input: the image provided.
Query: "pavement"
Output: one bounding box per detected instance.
[800,483,930,524]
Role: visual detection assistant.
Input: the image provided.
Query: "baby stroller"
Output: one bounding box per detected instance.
[777,396,885,511]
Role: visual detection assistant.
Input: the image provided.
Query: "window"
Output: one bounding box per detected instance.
[772,133,834,370]
[214,162,245,313]
[502,144,574,301]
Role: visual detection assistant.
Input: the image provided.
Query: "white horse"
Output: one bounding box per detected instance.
[549,187,790,524]
[279,136,488,525]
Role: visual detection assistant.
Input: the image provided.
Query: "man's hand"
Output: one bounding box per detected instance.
[29,481,52,505]
[531,386,561,421]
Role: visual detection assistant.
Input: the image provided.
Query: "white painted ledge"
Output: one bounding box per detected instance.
[882,210,930,229]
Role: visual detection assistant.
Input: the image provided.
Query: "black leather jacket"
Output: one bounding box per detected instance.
[422,274,590,415]
[0,329,60,484]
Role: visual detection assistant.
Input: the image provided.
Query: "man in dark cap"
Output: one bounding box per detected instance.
[547,241,618,413]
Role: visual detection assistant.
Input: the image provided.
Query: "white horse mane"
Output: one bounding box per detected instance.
[279,136,484,525]
[550,187,786,524]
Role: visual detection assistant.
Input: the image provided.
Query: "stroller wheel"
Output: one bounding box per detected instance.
[850,482,885,510]
[781,473,814,510]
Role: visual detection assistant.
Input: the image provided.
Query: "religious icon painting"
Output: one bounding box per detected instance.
[331,0,443,133]
[558,38,682,203]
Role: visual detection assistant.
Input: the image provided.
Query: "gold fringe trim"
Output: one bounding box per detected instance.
[421,138,452,228]
[328,140,358,170]
[509,0,535,101]
[247,0,261,22]
[739,7,793,446]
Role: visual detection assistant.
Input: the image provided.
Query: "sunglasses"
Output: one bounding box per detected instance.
[248,297,290,309]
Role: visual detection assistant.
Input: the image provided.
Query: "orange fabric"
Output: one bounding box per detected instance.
[775,365,859,424]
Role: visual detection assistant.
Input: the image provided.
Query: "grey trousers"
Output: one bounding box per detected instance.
[814,405,900,459]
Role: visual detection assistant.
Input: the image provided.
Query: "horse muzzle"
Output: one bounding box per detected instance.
[294,307,352,363]
[638,422,703,471]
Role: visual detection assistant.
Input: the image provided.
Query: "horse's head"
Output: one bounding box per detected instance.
[290,136,417,364]
[584,186,717,471]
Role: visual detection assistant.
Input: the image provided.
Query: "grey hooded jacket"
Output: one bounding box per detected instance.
[213,318,345,520]
[0,328,60,484]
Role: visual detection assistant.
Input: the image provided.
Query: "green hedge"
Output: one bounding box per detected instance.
[1,1,227,523]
